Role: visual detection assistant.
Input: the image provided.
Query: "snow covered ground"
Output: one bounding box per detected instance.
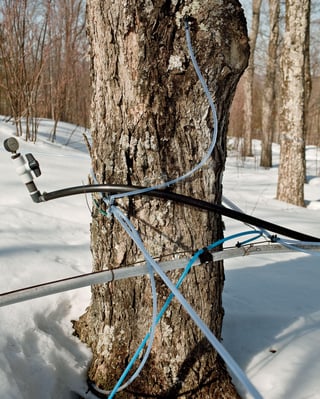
[223,141,320,399]
[0,118,320,398]
[0,119,92,398]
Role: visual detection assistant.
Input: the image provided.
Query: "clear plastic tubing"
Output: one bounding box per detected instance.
[108,18,218,203]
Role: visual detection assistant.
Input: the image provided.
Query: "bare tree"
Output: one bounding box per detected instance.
[307,77,320,146]
[0,0,50,140]
[277,0,311,206]
[0,0,89,136]
[242,0,263,157]
[307,6,320,147]
[228,77,245,140]
[42,0,88,140]
[260,0,280,168]
[74,1,250,397]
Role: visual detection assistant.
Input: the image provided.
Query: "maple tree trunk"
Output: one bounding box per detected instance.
[74,1,249,397]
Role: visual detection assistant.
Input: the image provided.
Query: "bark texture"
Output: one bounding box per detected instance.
[260,0,280,168]
[75,1,249,397]
[277,0,310,206]
[242,0,262,157]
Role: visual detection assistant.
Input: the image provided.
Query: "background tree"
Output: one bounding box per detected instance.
[277,0,310,206]
[74,1,249,398]
[229,0,318,172]
[42,0,88,140]
[308,2,320,148]
[260,0,280,168]
[0,0,50,140]
[303,1,312,181]
[0,0,90,138]
[242,0,262,157]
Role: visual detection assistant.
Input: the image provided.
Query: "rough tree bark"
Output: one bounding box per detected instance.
[75,1,249,397]
[242,0,262,157]
[260,0,280,168]
[277,0,310,207]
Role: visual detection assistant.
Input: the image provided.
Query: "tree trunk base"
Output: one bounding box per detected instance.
[80,1,249,398]
[74,314,241,399]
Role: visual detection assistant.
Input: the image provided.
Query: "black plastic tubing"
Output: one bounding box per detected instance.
[41,184,320,243]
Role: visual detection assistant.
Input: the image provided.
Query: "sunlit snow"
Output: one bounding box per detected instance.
[1,118,320,398]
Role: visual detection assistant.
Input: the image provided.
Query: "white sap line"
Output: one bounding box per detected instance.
[0,243,319,307]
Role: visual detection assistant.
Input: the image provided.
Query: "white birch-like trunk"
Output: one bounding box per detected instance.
[242,0,262,157]
[277,0,310,206]
[260,0,280,168]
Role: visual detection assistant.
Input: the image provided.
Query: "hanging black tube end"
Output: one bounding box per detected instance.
[199,247,214,263]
